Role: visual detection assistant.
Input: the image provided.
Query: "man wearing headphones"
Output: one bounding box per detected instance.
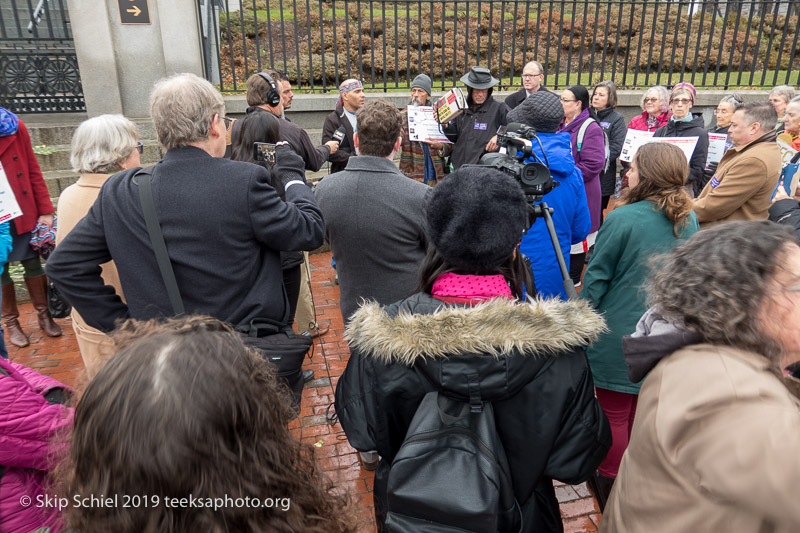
[235,69,339,172]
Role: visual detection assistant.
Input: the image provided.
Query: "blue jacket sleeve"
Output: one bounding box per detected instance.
[0,222,11,270]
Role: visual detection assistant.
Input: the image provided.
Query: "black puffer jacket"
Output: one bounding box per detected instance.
[336,294,611,533]
[653,115,710,196]
[596,107,627,197]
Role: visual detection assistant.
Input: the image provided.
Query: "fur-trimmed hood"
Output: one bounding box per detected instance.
[346,294,605,402]
[347,294,606,365]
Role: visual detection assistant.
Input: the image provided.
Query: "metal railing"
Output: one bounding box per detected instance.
[0,0,84,113]
[197,0,800,92]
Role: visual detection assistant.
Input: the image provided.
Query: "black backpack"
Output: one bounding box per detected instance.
[386,388,522,532]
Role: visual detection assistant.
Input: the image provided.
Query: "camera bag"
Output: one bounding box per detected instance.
[134,165,311,407]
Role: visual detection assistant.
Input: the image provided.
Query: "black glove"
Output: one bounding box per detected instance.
[272,143,307,188]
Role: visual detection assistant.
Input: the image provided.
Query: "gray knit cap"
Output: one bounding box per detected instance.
[411,74,433,96]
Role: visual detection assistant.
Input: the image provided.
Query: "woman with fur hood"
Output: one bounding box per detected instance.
[335,166,611,533]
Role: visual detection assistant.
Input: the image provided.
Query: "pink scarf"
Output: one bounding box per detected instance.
[431,273,513,303]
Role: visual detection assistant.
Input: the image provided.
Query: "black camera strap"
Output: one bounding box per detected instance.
[133,165,293,326]
[134,165,185,316]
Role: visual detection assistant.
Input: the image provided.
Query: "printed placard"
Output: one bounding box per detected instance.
[407,106,452,143]
[0,162,23,224]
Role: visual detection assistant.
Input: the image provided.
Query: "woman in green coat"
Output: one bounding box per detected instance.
[580,142,699,509]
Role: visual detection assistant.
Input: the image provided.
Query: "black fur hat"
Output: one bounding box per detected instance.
[427,166,528,272]
[507,91,564,133]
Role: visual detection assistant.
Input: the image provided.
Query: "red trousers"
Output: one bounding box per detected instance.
[596,387,638,478]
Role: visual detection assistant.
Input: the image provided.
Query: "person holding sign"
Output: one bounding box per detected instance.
[399,74,451,186]
[776,95,800,164]
[0,107,60,348]
[694,102,781,228]
[653,83,709,197]
[441,66,509,169]
[703,94,743,190]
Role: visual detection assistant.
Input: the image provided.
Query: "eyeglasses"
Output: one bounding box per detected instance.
[136,141,144,154]
[643,97,659,103]
[560,98,577,102]
[522,73,542,78]
[671,98,692,105]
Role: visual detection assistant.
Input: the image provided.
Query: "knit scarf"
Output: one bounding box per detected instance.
[0,108,19,137]
[431,272,513,305]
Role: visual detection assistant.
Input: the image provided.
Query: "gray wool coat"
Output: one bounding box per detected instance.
[315,156,430,322]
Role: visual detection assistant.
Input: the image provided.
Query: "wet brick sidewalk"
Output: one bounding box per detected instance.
[9,251,602,532]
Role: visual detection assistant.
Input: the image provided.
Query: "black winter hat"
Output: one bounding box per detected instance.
[427,166,528,272]
[507,91,564,133]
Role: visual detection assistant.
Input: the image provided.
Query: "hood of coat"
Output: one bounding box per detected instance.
[347,294,606,400]
[522,132,578,181]
[622,308,703,383]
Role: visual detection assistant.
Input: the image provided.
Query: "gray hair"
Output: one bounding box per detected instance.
[641,85,670,114]
[70,114,139,174]
[719,93,744,109]
[737,101,778,132]
[647,220,797,364]
[149,73,225,151]
[769,84,795,103]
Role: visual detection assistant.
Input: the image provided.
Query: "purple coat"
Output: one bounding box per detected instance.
[559,109,606,233]
[0,358,72,533]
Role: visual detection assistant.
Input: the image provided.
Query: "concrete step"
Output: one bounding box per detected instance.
[33,140,162,172]
[43,169,79,200]
[24,116,156,146]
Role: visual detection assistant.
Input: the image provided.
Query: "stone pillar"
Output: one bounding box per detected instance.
[66,0,205,118]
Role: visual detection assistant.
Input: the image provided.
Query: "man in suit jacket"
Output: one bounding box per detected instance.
[315,99,430,323]
[47,73,324,338]
[322,79,365,174]
[504,60,549,110]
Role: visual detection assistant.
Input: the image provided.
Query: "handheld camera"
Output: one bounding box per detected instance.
[253,142,277,165]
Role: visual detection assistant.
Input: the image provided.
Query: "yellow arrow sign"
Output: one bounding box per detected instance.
[126,5,141,16]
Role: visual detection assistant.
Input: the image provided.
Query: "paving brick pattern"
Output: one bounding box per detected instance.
[8,251,602,532]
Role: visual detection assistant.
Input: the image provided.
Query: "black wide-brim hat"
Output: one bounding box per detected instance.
[460,66,499,89]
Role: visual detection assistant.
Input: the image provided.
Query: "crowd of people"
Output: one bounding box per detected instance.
[0,64,799,533]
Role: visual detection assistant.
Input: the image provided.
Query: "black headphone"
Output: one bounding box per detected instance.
[257,72,281,107]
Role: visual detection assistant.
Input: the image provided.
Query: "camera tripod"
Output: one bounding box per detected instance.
[525,198,578,300]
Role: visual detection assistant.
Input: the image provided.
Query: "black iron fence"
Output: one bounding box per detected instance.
[198,0,800,93]
[0,0,84,113]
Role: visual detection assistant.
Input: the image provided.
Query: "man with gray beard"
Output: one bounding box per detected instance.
[399,74,451,186]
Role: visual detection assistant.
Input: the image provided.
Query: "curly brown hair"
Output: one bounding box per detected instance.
[647,221,798,364]
[355,100,403,157]
[57,316,354,533]
[623,142,695,237]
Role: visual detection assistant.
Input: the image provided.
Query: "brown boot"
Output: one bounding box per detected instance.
[2,282,29,347]
[24,275,62,338]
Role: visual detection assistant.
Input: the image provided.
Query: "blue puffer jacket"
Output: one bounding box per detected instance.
[519,132,591,300]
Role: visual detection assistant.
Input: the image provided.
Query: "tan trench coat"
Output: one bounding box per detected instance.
[602,344,800,533]
[55,173,124,377]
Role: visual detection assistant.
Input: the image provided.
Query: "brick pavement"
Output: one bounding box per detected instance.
[8,251,602,532]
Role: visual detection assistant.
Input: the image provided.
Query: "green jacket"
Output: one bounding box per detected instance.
[580,201,699,394]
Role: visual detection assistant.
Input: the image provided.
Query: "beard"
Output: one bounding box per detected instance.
[409,96,426,106]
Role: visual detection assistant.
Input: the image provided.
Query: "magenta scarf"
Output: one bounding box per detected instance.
[431,272,513,301]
